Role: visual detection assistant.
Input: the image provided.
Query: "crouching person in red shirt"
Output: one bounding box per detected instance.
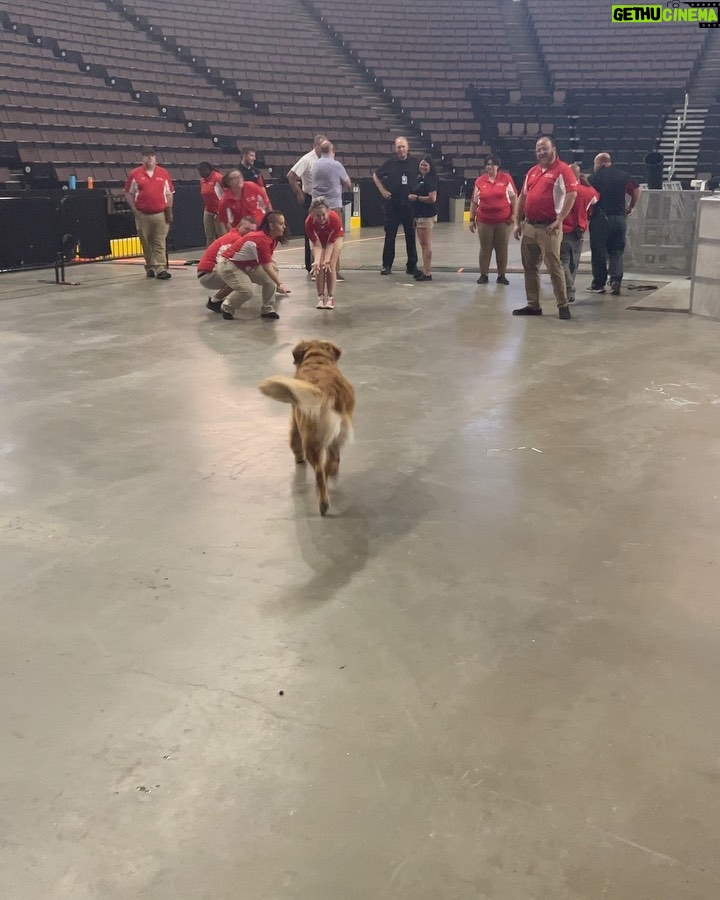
[215,211,291,321]
[196,216,255,312]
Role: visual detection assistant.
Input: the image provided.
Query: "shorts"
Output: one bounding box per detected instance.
[415,216,436,230]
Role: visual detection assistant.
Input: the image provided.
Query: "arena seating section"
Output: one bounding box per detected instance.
[0,0,712,191]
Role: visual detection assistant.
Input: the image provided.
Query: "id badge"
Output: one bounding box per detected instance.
[401,174,408,186]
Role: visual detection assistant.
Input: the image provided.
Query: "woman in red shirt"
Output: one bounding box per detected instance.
[217,169,272,233]
[215,211,291,321]
[469,156,517,285]
[198,162,224,246]
[305,198,345,310]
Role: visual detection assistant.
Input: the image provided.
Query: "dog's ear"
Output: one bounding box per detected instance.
[292,341,309,365]
[324,341,341,362]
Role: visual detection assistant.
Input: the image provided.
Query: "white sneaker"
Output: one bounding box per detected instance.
[316,297,326,309]
[325,297,335,310]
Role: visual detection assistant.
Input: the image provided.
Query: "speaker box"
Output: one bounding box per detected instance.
[0,141,21,167]
[0,196,58,269]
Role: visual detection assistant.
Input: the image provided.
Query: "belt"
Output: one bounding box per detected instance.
[526,219,554,226]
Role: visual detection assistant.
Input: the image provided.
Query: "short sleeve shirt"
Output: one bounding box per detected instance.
[290,149,319,195]
[589,167,637,216]
[305,211,345,246]
[217,182,271,227]
[125,165,174,214]
[197,229,240,273]
[311,157,350,209]
[563,183,600,233]
[522,158,578,222]
[473,172,517,225]
[221,230,277,268]
[375,155,419,207]
[200,171,224,214]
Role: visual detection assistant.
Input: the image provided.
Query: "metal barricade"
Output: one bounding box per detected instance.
[625,188,710,276]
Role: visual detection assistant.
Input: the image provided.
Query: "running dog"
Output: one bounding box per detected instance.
[258,340,355,516]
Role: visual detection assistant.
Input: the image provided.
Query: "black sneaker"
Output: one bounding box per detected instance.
[407,267,421,277]
[156,270,172,280]
[477,274,489,284]
[588,284,606,294]
[512,305,542,316]
[206,298,222,313]
[261,310,280,320]
[146,270,156,278]
[416,273,432,281]
[610,280,621,295]
[380,266,392,275]
[496,275,509,285]
[221,310,234,320]
[558,305,572,320]
[336,274,346,283]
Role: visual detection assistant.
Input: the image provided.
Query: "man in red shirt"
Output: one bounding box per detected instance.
[215,210,291,321]
[305,198,345,309]
[217,170,272,231]
[197,215,255,312]
[561,164,599,304]
[124,147,175,279]
[513,136,578,319]
[198,162,225,246]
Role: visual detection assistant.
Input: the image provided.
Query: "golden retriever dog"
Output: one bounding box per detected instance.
[258,340,355,516]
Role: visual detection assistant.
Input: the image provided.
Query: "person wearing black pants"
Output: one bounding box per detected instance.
[588,152,639,295]
[287,135,326,272]
[372,136,420,276]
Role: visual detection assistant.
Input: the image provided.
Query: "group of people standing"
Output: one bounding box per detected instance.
[467,137,638,320]
[125,134,639,326]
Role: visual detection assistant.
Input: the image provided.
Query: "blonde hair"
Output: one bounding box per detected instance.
[309,197,329,214]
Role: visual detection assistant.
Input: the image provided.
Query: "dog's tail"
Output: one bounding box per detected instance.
[258,376,324,418]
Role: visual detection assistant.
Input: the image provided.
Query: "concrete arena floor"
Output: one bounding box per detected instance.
[1,224,719,900]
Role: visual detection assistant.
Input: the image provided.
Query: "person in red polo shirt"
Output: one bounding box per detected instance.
[561,163,599,304]
[124,146,175,279]
[469,155,517,285]
[215,211,291,321]
[217,169,272,231]
[198,161,225,246]
[512,136,578,319]
[305,198,345,310]
[196,216,255,313]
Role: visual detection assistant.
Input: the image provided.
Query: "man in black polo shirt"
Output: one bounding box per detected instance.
[373,136,420,276]
[588,152,640,295]
[238,146,265,188]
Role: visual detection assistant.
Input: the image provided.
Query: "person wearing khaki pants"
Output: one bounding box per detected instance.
[519,222,567,308]
[216,258,279,315]
[469,156,517,285]
[134,211,169,274]
[124,146,175,279]
[512,136,578,320]
[216,211,291,321]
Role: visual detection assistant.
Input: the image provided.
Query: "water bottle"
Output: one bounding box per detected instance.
[68,174,77,190]
[87,176,94,189]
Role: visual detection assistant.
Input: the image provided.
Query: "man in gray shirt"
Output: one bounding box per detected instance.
[311,140,351,279]
[312,140,352,211]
